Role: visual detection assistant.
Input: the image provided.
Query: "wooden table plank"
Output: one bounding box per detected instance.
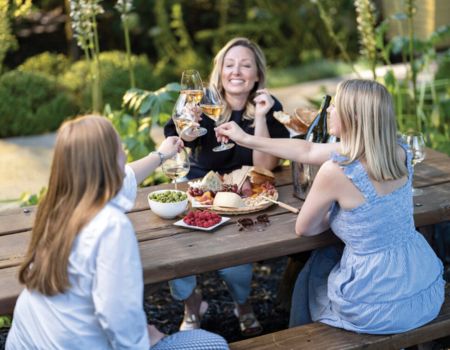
[1,148,448,236]
[1,180,450,270]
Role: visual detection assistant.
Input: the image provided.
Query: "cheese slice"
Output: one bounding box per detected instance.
[213,192,244,208]
[200,171,223,192]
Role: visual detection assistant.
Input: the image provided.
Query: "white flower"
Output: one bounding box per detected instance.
[115,0,133,15]
[70,0,104,50]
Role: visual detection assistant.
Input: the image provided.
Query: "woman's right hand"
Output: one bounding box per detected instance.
[214,121,248,145]
[158,136,184,158]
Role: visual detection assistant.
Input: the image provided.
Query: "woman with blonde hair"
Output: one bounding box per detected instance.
[6,115,228,349]
[216,79,444,333]
[164,37,289,336]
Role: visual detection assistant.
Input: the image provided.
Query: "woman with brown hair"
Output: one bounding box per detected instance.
[6,115,228,349]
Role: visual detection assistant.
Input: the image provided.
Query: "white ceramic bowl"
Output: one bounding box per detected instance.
[148,189,188,219]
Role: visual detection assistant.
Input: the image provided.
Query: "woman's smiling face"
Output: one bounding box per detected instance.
[221,45,259,98]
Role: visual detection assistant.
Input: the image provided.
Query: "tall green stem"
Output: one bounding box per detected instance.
[406,0,418,131]
[123,17,135,88]
[91,12,102,112]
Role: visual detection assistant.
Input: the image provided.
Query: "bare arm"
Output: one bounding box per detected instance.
[295,160,340,236]
[129,137,183,184]
[216,121,340,166]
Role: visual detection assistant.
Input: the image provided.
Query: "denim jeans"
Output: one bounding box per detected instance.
[169,264,253,305]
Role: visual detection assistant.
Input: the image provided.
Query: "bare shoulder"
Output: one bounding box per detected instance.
[316,159,345,183]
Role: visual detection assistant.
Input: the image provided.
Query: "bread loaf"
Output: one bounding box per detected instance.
[273,111,310,135]
[249,166,275,185]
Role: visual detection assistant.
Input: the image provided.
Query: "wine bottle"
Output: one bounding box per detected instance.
[304,94,332,143]
[291,94,331,199]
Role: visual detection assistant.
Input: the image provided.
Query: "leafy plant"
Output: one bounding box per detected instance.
[0,315,11,329]
[0,0,32,73]
[104,82,180,186]
[18,52,70,80]
[62,51,157,111]
[115,0,136,88]
[70,0,104,112]
[20,187,47,207]
[0,70,78,137]
[122,82,180,125]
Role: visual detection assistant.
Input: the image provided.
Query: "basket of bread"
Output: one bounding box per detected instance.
[187,166,278,215]
[273,108,316,136]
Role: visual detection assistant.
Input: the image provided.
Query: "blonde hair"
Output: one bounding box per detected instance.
[19,115,124,295]
[209,37,267,122]
[336,79,407,181]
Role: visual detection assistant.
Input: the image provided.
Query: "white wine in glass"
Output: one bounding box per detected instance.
[200,104,223,121]
[162,148,190,190]
[172,93,207,138]
[180,70,204,104]
[405,131,426,196]
[200,85,234,152]
[181,89,204,104]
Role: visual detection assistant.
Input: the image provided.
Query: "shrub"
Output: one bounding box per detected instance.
[61,51,158,111]
[0,70,78,137]
[18,52,70,80]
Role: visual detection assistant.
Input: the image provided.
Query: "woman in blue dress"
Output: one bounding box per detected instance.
[215,79,445,334]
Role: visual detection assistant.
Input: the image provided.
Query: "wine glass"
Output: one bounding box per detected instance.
[405,131,426,196]
[162,148,190,190]
[180,70,204,105]
[200,84,234,152]
[172,94,207,138]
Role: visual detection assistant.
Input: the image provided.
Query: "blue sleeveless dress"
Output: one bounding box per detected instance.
[290,144,445,334]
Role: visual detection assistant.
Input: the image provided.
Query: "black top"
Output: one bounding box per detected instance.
[164,97,289,179]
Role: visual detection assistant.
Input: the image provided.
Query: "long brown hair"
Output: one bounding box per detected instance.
[209,37,267,123]
[336,79,407,181]
[19,115,124,295]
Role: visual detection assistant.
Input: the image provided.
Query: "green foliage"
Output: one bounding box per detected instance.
[0,70,78,137]
[62,51,158,111]
[20,187,47,207]
[104,82,180,186]
[122,82,180,125]
[104,105,168,187]
[0,0,17,73]
[0,315,12,329]
[267,59,355,88]
[18,52,70,79]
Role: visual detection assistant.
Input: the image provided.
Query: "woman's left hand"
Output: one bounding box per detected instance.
[253,89,274,118]
[158,136,184,158]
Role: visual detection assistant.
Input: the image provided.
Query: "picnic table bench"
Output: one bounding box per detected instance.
[0,148,450,347]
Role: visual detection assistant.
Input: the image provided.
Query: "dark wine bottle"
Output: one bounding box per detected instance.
[304,94,332,143]
[291,94,331,199]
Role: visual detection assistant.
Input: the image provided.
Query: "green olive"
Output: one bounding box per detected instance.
[150,191,187,203]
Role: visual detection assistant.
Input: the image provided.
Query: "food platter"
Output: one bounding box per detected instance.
[187,166,279,215]
[188,190,278,215]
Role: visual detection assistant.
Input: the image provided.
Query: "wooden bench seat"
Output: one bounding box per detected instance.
[230,285,450,350]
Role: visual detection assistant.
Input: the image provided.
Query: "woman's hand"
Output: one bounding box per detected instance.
[158,136,184,158]
[215,121,248,145]
[254,89,274,118]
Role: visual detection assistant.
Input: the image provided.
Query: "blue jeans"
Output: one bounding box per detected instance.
[170,264,253,305]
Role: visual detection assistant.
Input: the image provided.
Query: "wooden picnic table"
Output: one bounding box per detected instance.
[1,148,450,315]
